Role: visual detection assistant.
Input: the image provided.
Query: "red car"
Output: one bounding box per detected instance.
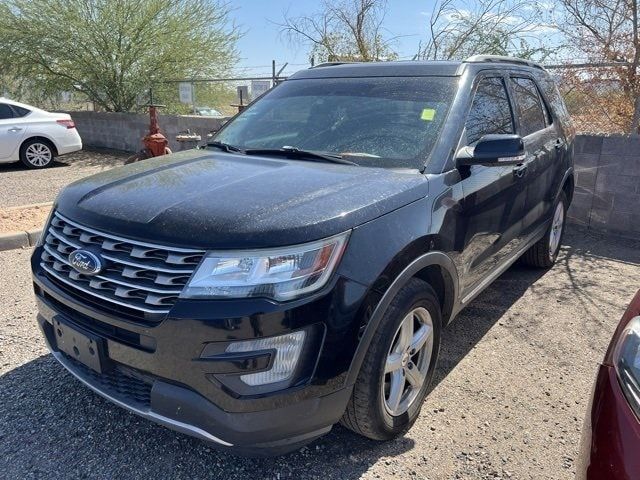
[578,290,640,479]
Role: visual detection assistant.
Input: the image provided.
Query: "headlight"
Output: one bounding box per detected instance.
[181,232,349,301]
[613,315,640,416]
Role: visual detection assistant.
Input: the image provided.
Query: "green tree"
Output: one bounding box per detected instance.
[0,0,240,112]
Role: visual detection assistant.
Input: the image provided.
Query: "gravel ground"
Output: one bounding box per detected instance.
[0,150,127,208]
[1,227,638,480]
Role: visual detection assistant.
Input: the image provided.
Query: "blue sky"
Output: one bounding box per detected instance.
[232,0,429,77]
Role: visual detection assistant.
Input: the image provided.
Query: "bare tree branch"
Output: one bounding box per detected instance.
[277,0,397,62]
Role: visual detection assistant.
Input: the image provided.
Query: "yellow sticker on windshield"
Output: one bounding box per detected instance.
[421,108,436,121]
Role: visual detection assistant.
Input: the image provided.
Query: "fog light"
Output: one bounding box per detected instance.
[226,331,306,386]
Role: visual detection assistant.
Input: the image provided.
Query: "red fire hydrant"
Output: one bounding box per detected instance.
[126,102,172,164]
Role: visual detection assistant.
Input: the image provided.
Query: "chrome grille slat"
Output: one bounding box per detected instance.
[40,212,205,315]
[48,226,193,274]
[43,245,183,294]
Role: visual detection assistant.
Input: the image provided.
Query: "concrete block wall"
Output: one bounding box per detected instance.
[568,135,640,239]
[66,111,226,153]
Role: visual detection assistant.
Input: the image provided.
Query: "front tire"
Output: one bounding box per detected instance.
[20,139,55,169]
[341,278,441,440]
[521,192,568,268]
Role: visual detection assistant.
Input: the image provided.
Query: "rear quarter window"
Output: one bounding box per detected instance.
[0,103,14,120]
[510,77,547,136]
[12,105,31,117]
[536,73,574,130]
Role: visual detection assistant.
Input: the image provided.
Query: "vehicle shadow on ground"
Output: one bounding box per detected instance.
[0,355,414,479]
[438,227,639,390]
[1,228,636,479]
[433,262,549,389]
[0,159,70,172]
[0,270,546,479]
[0,148,127,173]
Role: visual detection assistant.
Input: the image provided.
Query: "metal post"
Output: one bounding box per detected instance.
[191,82,196,115]
[272,60,276,87]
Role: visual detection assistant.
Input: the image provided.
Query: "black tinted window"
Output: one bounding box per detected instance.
[12,105,30,117]
[0,103,14,120]
[510,77,547,136]
[537,73,572,128]
[465,77,514,145]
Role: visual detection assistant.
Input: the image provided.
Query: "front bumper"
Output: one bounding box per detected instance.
[33,259,367,453]
[577,364,640,479]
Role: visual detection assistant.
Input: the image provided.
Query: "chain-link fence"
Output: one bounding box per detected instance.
[142,63,640,133]
[6,62,636,134]
[154,75,284,117]
[547,63,636,135]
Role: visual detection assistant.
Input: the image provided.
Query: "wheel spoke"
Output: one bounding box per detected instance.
[382,307,435,417]
[385,352,403,373]
[405,363,425,388]
[410,324,431,353]
[399,313,414,351]
[387,370,404,412]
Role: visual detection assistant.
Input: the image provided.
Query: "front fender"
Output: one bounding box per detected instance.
[344,250,459,387]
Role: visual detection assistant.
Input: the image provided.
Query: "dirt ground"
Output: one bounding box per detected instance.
[0,203,52,233]
[0,227,638,479]
[0,149,127,208]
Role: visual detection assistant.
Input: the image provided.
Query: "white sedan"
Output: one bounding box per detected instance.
[0,98,82,169]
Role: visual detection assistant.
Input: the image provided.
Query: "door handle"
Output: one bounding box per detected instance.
[554,138,564,150]
[513,164,527,179]
[8,127,23,133]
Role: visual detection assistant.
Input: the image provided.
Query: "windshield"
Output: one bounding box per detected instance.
[213,76,457,169]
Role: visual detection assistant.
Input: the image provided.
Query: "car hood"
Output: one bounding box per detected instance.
[56,149,429,249]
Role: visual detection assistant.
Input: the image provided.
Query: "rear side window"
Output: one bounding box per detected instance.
[510,77,547,136]
[465,77,514,145]
[0,103,14,120]
[12,105,30,117]
[537,74,573,128]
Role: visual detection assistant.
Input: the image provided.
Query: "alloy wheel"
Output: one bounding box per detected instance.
[25,143,53,167]
[549,201,564,257]
[382,306,434,416]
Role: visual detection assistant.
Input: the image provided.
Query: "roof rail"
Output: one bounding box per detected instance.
[310,61,360,69]
[464,55,545,71]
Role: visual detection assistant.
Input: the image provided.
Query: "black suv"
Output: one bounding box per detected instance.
[31,56,574,455]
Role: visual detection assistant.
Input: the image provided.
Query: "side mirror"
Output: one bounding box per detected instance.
[456,134,525,167]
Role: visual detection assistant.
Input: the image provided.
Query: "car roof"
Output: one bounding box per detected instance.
[290,61,463,79]
[0,97,46,113]
[288,56,546,80]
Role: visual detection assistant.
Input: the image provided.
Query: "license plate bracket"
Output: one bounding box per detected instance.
[53,317,110,373]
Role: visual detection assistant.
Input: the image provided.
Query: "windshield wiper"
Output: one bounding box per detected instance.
[243,146,357,165]
[207,141,245,153]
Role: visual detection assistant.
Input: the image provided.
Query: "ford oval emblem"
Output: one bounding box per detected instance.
[68,249,103,275]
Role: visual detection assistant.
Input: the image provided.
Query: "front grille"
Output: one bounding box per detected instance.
[40,212,204,315]
[63,353,153,409]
